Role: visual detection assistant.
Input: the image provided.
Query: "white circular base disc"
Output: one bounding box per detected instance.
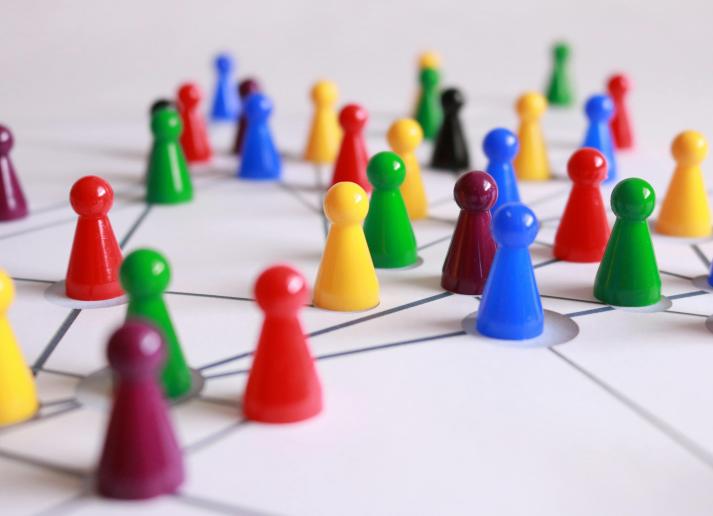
[608,296,672,313]
[462,309,579,348]
[45,281,128,309]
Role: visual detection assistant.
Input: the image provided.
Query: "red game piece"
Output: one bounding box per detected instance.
[177,82,212,163]
[97,321,184,500]
[0,125,28,222]
[607,74,634,150]
[330,104,370,191]
[232,78,261,155]
[553,148,611,262]
[65,176,123,301]
[441,171,498,295]
[243,265,322,423]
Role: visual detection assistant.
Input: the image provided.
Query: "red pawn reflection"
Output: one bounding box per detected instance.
[330,104,370,192]
[177,82,212,163]
[554,148,611,262]
[441,171,498,295]
[607,74,634,150]
[65,176,123,300]
[244,265,322,423]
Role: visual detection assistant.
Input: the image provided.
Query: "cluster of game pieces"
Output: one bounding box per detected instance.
[0,44,712,503]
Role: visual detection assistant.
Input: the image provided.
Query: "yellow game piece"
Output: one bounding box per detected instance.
[314,182,379,311]
[513,92,550,181]
[0,271,38,426]
[418,51,441,70]
[656,130,710,237]
[304,80,341,165]
[388,118,428,220]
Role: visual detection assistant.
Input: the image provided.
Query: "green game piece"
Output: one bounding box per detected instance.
[415,68,443,140]
[593,178,661,307]
[364,152,418,269]
[120,248,193,399]
[146,108,193,205]
[546,42,574,107]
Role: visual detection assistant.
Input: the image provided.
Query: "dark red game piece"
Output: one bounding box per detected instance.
[232,78,261,155]
[243,265,322,423]
[329,104,370,192]
[0,125,28,222]
[177,82,212,163]
[65,176,123,301]
[607,74,634,150]
[441,171,498,295]
[97,321,184,500]
[553,148,611,262]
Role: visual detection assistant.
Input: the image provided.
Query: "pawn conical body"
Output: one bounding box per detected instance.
[97,322,184,499]
[304,81,341,164]
[0,273,38,426]
[314,183,379,311]
[514,93,550,181]
[656,131,710,237]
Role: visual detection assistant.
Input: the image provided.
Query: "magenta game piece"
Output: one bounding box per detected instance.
[97,321,184,500]
[441,171,498,295]
[0,125,28,222]
[232,78,261,155]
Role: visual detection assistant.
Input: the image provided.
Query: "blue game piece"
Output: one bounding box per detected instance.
[211,53,240,122]
[582,94,617,183]
[484,128,520,213]
[238,93,281,181]
[476,202,544,340]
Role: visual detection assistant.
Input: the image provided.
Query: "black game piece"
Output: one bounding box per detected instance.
[430,88,470,172]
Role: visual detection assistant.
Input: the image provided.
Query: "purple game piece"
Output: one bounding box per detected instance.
[0,125,28,221]
[97,321,184,500]
[441,171,498,295]
[232,78,261,155]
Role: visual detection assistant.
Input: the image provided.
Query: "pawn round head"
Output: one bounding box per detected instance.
[151,108,182,140]
[107,321,165,377]
[70,176,114,217]
[0,270,15,313]
[244,93,273,122]
[239,78,260,99]
[323,181,369,225]
[516,92,547,120]
[367,151,406,190]
[607,74,631,97]
[419,68,440,89]
[339,104,368,132]
[441,88,465,114]
[610,177,655,221]
[387,118,423,154]
[671,130,708,167]
[254,264,309,315]
[310,80,338,107]
[120,248,171,299]
[567,148,608,185]
[214,53,233,73]
[553,42,570,61]
[454,171,498,212]
[0,125,14,154]
[149,98,175,117]
[483,127,519,163]
[492,202,539,248]
[177,82,202,109]
[418,50,441,70]
[584,94,615,123]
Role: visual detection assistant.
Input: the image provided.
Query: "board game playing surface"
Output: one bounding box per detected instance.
[4,97,713,516]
